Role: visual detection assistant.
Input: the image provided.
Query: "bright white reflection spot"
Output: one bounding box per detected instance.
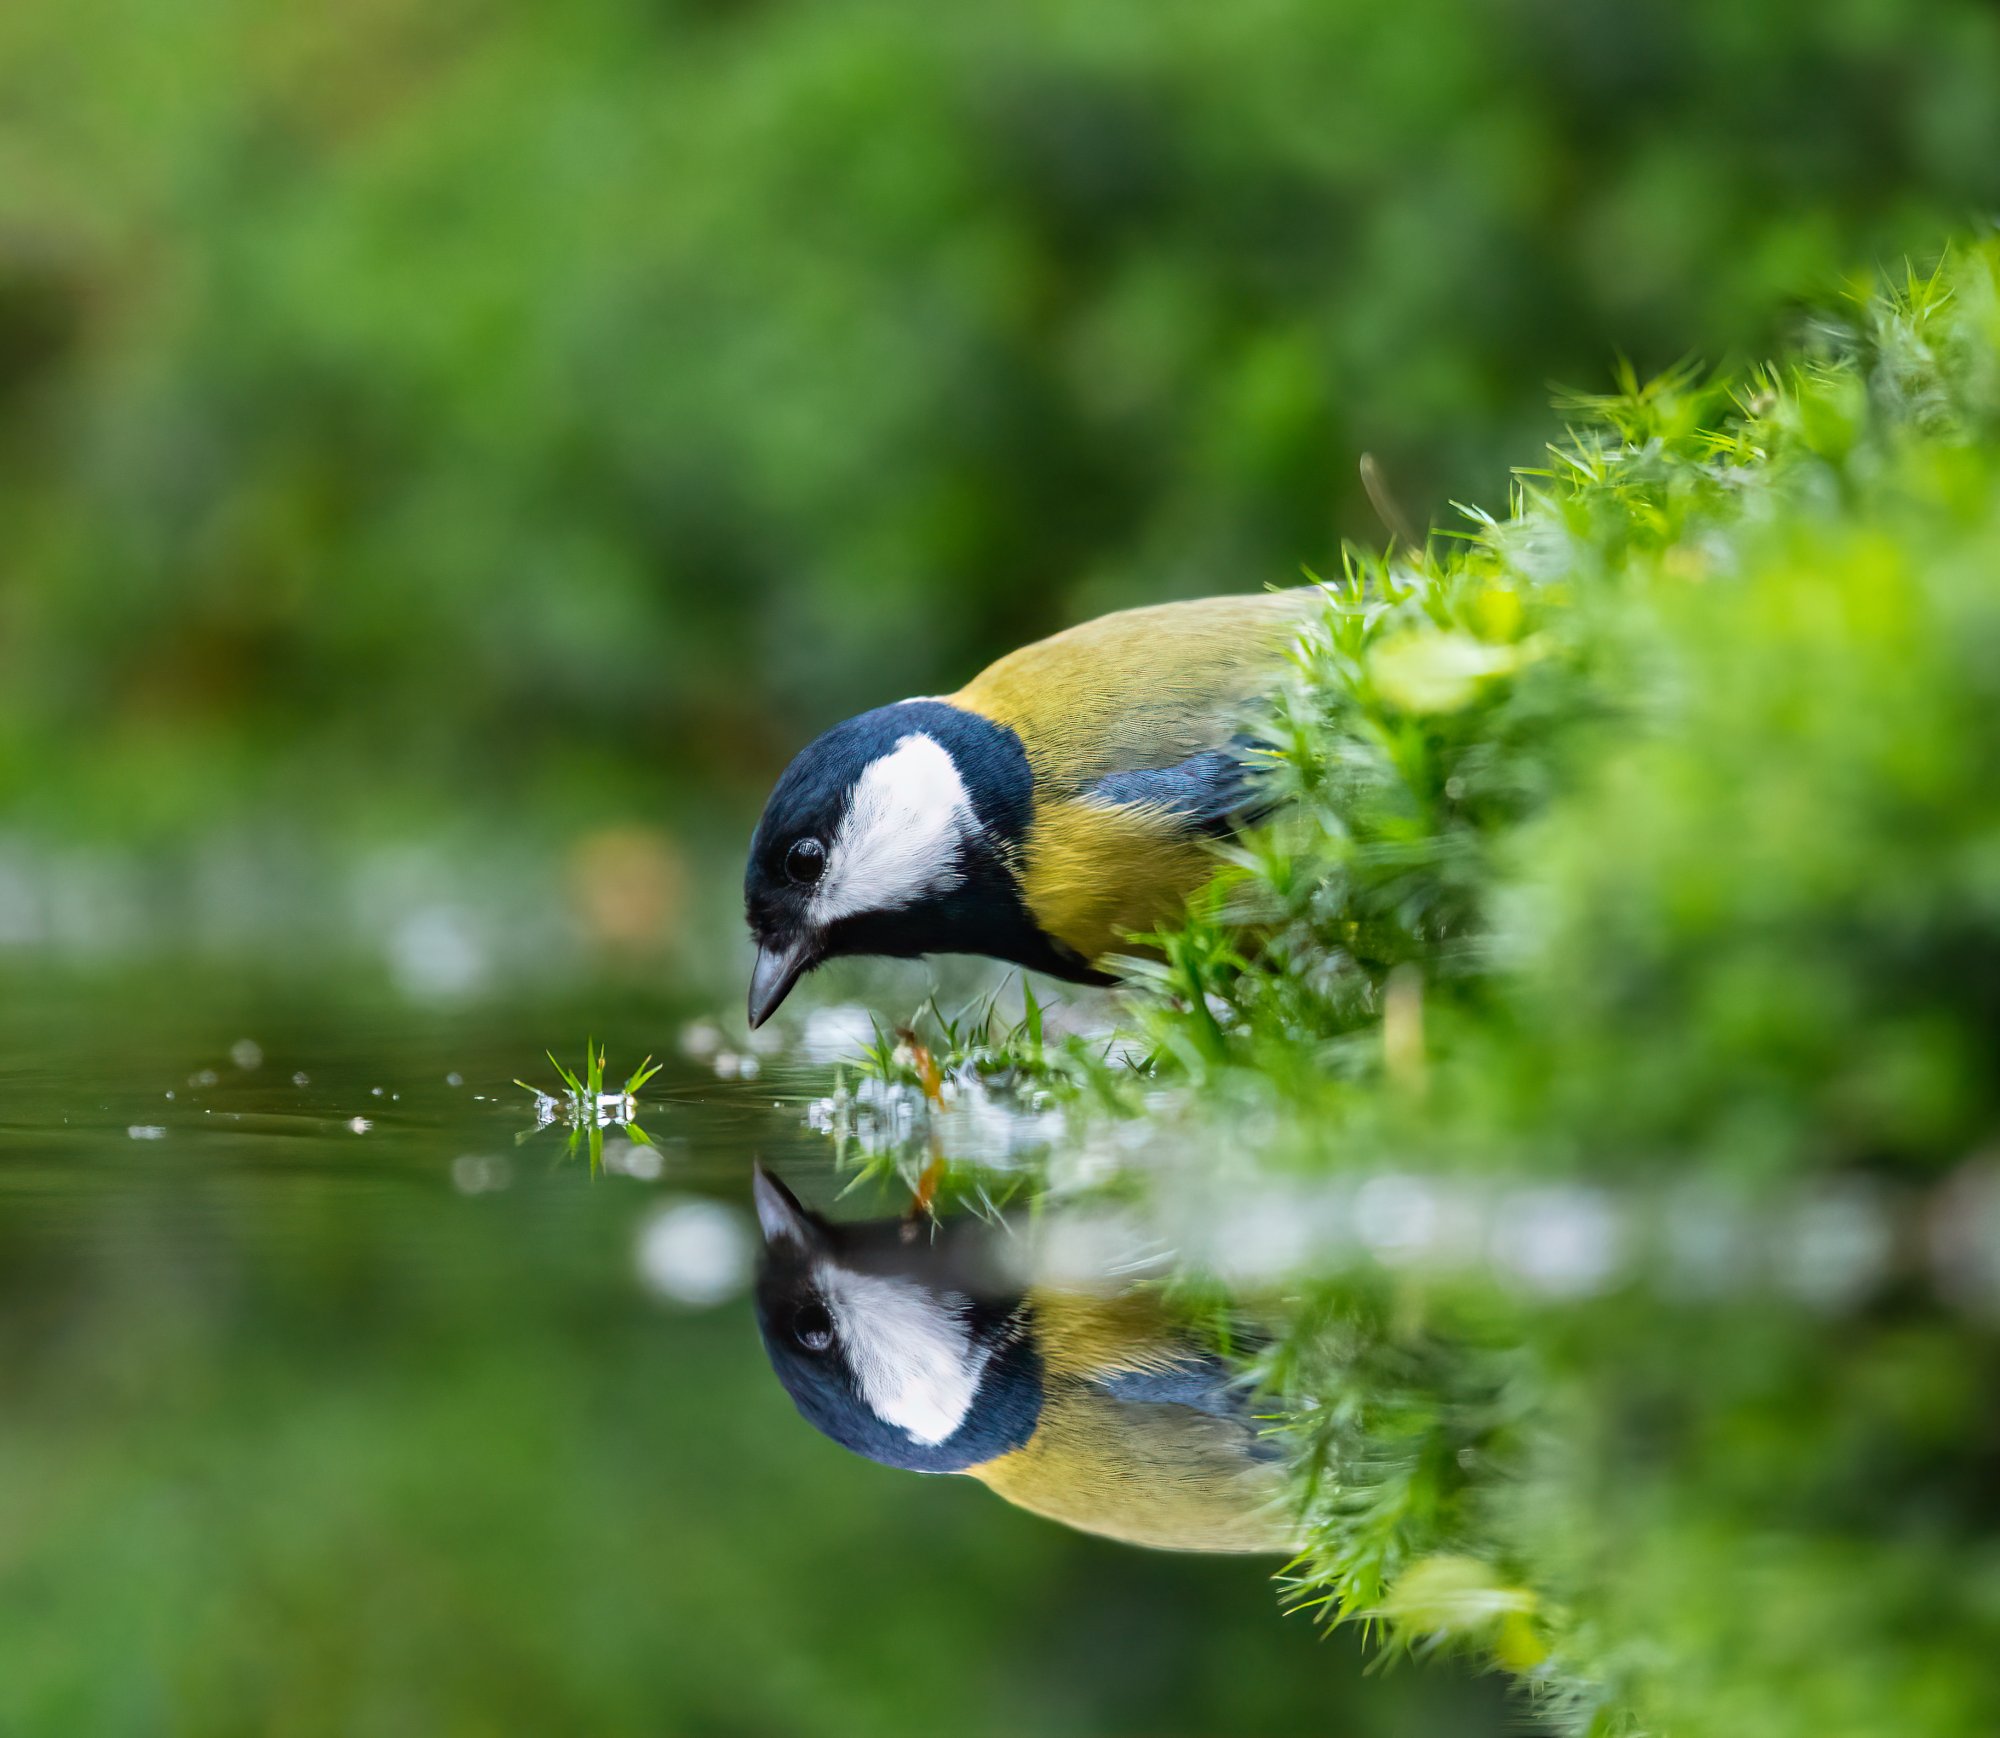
[230,1039,263,1071]
[452,1154,512,1195]
[602,1139,664,1182]
[636,1198,753,1308]
[678,1019,723,1061]
[348,1116,372,1134]
[1492,1186,1625,1297]
[1033,1210,1156,1286]
[0,849,42,946]
[127,1125,166,1141]
[387,905,487,1002]
[1211,1193,1316,1281]
[801,1005,876,1063]
[45,849,144,957]
[1659,1184,1758,1299]
[1780,1186,1891,1311]
[1355,1174,1442,1265]
[292,1072,310,1087]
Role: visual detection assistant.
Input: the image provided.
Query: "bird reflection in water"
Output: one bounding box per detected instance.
[750,1166,1297,1553]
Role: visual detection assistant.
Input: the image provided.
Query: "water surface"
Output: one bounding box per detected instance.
[0,967,1510,1737]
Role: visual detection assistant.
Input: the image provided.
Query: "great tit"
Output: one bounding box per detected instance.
[744,589,1318,1025]
[750,1166,1295,1553]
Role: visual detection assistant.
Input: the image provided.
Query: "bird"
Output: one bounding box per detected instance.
[749,1165,1296,1553]
[743,589,1319,1026]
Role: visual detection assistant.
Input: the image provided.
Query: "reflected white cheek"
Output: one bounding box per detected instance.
[819,1266,988,1446]
[812,733,976,924]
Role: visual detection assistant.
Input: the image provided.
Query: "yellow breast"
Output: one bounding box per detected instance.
[1012,799,1217,965]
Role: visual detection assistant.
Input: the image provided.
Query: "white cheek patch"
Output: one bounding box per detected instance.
[818,1264,989,1447]
[812,733,976,925]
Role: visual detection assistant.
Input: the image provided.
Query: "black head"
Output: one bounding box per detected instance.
[743,700,1048,1026]
[750,1166,1043,1473]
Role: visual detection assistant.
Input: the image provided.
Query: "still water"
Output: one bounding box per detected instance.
[0,968,1509,1737]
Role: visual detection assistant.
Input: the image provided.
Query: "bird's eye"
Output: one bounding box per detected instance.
[793,1301,835,1353]
[785,838,826,887]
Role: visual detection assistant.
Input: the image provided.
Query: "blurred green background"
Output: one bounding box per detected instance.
[2,1,1999,1732]
[3,0,2000,986]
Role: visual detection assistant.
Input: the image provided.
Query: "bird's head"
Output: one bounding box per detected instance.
[751,1168,1298,1550]
[742,701,1035,1026]
[750,1166,1044,1473]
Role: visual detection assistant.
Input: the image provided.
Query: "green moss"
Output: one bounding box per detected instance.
[846,236,2000,1734]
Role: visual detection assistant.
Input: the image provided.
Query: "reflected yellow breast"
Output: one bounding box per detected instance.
[969,1390,1295,1554]
[963,1290,1298,1555]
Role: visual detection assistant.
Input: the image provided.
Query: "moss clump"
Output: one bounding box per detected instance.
[1127,241,2000,1736]
[848,239,2000,1735]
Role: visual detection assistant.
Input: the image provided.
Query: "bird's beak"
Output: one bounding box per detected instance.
[751,1162,821,1250]
[747,934,818,1029]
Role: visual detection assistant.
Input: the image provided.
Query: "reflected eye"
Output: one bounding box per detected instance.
[785,838,826,887]
[793,1301,834,1352]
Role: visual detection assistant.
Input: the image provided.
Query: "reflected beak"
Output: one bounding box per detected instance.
[751,1162,818,1249]
[748,935,818,1029]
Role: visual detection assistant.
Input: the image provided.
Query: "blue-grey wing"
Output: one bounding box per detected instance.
[1093,1355,1283,1461]
[1085,737,1276,838]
